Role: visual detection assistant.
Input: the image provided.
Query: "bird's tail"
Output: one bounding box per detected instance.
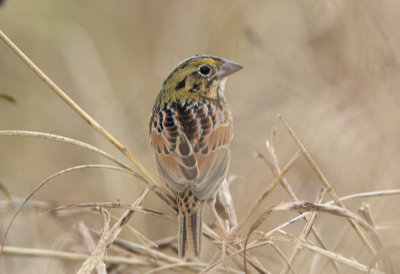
[178,190,203,257]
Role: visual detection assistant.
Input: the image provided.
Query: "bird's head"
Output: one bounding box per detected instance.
[160,55,243,104]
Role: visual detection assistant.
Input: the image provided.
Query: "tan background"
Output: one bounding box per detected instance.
[1,1,400,273]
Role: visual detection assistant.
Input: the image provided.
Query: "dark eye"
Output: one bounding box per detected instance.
[198,65,211,77]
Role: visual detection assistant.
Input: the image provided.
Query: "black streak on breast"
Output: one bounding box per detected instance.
[175,102,196,141]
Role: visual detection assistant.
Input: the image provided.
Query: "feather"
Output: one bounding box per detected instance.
[150,101,232,199]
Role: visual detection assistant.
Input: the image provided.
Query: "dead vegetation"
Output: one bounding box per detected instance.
[1,1,400,273]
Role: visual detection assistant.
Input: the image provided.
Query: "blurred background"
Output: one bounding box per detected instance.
[1,0,400,273]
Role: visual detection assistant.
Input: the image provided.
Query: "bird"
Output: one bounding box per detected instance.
[149,55,242,257]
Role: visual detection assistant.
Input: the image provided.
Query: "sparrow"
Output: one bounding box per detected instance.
[149,55,242,257]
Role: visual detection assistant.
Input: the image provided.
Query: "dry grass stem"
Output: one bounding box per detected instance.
[330,189,400,202]
[359,203,376,228]
[262,188,400,240]
[278,114,376,254]
[0,30,165,193]
[245,200,393,273]
[78,221,107,274]
[216,178,238,232]
[280,188,331,274]
[1,245,147,266]
[235,150,301,234]
[64,207,160,254]
[264,128,297,199]
[0,199,53,213]
[375,221,400,231]
[52,202,165,219]
[1,8,400,273]
[0,31,178,273]
[0,130,132,171]
[0,130,174,208]
[0,164,142,250]
[107,212,160,260]
[264,129,338,271]
[90,231,181,265]
[301,242,384,274]
[200,236,301,274]
[76,187,152,273]
[368,246,400,274]
[77,208,110,274]
[143,262,216,274]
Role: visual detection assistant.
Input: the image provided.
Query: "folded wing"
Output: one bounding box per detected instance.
[150,101,232,199]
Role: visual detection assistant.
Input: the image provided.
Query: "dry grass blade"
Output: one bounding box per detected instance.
[0,199,52,213]
[278,114,376,254]
[108,212,158,260]
[0,164,141,256]
[328,189,400,202]
[77,208,110,274]
[52,202,164,218]
[264,129,338,272]
[0,130,174,207]
[280,188,328,274]
[77,187,152,274]
[2,245,148,266]
[51,203,164,251]
[143,262,209,274]
[216,178,237,232]
[368,245,400,274]
[244,200,392,273]
[201,225,269,273]
[200,237,299,274]
[269,241,297,274]
[0,30,164,193]
[235,150,301,234]
[310,253,321,274]
[204,149,300,273]
[0,130,132,172]
[359,203,376,228]
[375,221,400,231]
[262,189,400,239]
[79,222,97,253]
[90,231,181,265]
[78,220,108,274]
[264,128,296,199]
[300,242,384,274]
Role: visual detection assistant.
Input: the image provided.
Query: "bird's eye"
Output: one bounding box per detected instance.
[198,65,211,77]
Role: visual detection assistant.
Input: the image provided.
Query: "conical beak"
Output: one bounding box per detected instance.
[218,59,243,79]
